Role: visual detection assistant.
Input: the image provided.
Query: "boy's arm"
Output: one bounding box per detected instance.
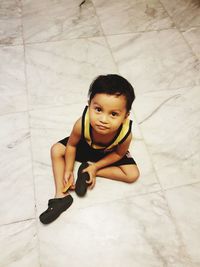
[83,133,132,186]
[94,132,132,170]
[83,133,132,188]
[64,118,82,173]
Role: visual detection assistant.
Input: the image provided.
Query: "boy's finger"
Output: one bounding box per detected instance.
[86,178,92,184]
[82,168,88,173]
[89,183,94,189]
[89,179,95,189]
[70,184,75,190]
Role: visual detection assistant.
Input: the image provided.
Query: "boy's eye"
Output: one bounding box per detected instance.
[95,107,101,112]
[111,112,118,117]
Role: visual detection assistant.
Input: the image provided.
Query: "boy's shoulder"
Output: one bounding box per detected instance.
[72,117,82,135]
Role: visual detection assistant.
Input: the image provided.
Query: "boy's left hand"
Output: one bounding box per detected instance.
[83,164,97,189]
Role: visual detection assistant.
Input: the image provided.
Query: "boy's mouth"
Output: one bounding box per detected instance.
[96,124,109,130]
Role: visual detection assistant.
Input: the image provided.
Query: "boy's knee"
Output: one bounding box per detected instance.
[50,143,63,158]
[126,168,140,183]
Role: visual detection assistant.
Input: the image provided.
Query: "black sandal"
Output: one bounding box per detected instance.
[39,195,73,224]
[75,162,90,197]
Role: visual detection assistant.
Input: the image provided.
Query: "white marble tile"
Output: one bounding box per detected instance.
[183,27,200,60]
[30,105,160,215]
[133,86,200,189]
[22,0,103,44]
[0,220,39,267]
[107,29,200,94]
[160,0,200,30]
[0,112,35,225]
[93,0,174,35]
[0,46,27,115]
[165,183,200,266]
[25,37,117,110]
[38,192,191,267]
[0,0,23,45]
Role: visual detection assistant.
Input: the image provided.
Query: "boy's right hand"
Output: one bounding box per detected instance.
[63,171,75,191]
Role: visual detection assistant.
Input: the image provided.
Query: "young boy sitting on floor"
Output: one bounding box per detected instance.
[40,74,140,224]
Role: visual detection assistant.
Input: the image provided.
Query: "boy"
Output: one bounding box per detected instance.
[40,74,140,224]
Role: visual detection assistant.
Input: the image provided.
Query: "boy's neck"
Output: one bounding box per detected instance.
[91,127,121,146]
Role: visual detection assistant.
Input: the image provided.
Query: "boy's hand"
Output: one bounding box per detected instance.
[83,164,97,189]
[63,171,75,190]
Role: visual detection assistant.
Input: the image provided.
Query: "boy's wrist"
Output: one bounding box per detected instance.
[92,162,100,171]
[92,152,122,171]
[65,166,74,173]
[65,170,73,173]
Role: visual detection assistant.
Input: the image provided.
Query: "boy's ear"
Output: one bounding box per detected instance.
[125,112,130,118]
[123,112,130,122]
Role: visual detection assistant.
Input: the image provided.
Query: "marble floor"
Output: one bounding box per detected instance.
[0,0,200,266]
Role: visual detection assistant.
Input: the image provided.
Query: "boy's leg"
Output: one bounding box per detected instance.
[50,143,69,198]
[96,164,140,183]
[39,142,73,224]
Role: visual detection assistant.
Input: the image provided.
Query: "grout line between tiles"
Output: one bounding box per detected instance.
[163,180,200,192]
[20,1,41,266]
[158,0,176,28]
[71,187,164,212]
[0,101,85,118]
[179,30,200,63]
[69,179,200,214]
[160,190,193,264]
[0,28,184,47]
[91,0,120,74]
[0,217,35,228]
[129,110,164,187]
[158,0,200,62]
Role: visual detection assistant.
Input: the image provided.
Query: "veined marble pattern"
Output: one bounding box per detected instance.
[38,192,191,267]
[1,0,200,266]
[0,0,23,45]
[22,0,103,43]
[107,29,200,94]
[160,0,200,30]
[0,112,35,225]
[93,0,174,34]
[0,220,39,267]
[133,86,200,189]
[25,37,117,110]
[183,27,200,60]
[165,184,200,265]
[0,46,27,115]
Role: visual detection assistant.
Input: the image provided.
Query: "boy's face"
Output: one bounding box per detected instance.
[88,93,129,135]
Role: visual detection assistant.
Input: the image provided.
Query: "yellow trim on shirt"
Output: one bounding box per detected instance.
[83,106,131,150]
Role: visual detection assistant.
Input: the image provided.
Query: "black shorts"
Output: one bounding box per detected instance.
[58,137,137,167]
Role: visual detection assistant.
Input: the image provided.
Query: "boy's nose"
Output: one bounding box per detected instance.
[99,114,108,124]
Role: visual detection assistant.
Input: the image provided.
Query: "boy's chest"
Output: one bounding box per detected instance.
[91,130,116,147]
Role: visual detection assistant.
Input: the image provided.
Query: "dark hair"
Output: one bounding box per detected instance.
[88,74,135,112]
